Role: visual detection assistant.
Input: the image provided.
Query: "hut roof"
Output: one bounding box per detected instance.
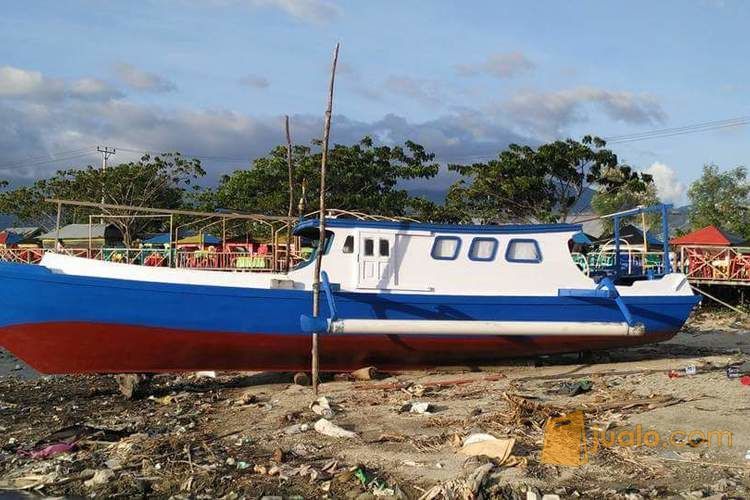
[39,224,121,240]
[670,225,746,246]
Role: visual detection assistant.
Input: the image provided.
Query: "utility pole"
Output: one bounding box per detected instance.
[97,146,116,223]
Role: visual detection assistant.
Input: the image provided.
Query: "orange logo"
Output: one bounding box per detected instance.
[541,410,588,466]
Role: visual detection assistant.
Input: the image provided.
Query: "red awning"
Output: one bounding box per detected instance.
[670,225,745,246]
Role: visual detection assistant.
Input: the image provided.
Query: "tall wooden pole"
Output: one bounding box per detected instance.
[285,115,294,274]
[312,42,340,395]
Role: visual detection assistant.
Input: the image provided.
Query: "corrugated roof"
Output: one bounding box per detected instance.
[39,224,116,240]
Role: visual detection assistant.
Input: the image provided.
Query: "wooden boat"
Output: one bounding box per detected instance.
[0,210,700,374]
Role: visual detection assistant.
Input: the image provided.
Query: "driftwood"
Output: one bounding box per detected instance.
[351,366,378,381]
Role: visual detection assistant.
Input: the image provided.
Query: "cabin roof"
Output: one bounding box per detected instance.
[293,218,581,236]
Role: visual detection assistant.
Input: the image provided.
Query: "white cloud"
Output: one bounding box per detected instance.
[456,51,535,79]
[644,161,687,204]
[238,74,270,89]
[382,76,442,106]
[500,86,667,137]
[114,63,176,93]
[0,66,121,102]
[0,66,529,186]
[247,0,339,23]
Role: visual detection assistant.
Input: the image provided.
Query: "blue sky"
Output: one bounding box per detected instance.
[1,0,748,204]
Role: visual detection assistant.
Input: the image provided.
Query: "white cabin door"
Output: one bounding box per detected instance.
[358,232,394,288]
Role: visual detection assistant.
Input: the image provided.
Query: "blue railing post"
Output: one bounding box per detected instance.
[613,214,621,278]
[661,204,671,273]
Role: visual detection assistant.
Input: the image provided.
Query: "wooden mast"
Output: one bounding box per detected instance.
[312,42,340,395]
[284,115,294,274]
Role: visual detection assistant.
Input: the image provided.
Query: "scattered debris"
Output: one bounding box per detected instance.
[18,442,76,459]
[293,372,310,386]
[352,366,379,381]
[552,379,593,396]
[310,396,335,417]
[313,418,357,439]
[400,401,434,414]
[83,469,115,488]
[459,434,515,463]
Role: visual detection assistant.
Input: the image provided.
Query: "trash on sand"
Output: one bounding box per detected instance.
[18,441,76,459]
[685,364,697,376]
[237,461,250,470]
[668,370,682,379]
[553,379,593,396]
[149,394,178,405]
[293,372,311,386]
[314,418,357,439]
[740,375,750,386]
[0,473,59,491]
[84,469,115,488]
[418,463,494,500]
[194,370,217,379]
[352,366,379,381]
[745,450,750,460]
[727,366,741,379]
[310,396,335,417]
[400,401,434,414]
[283,423,310,435]
[459,434,515,463]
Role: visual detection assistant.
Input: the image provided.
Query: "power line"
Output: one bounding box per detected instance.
[114,147,251,164]
[0,147,97,169]
[604,116,749,144]
[0,151,99,172]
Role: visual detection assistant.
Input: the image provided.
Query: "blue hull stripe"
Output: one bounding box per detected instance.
[0,262,699,337]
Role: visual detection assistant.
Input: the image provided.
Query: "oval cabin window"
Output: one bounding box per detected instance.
[431,236,461,260]
[506,239,542,263]
[468,238,498,261]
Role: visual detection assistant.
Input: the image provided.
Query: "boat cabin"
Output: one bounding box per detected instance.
[292,218,595,296]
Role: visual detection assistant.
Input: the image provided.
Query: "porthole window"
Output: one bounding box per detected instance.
[506,239,542,263]
[431,236,461,260]
[468,237,498,261]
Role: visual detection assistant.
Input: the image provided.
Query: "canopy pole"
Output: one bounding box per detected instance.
[312,42,340,395]
[661,204,671,273]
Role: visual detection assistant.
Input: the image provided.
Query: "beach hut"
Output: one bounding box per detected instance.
[0,227,41,248]
[39,224,123,249]
[670,225,747,247]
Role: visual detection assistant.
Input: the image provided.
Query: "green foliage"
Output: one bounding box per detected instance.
[203,136,440,217]
[687,164,750,238]
[0,153,205,244]
[436,136,652,224]
[591,166,660,233]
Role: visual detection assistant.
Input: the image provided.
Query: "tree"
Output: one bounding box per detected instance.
[0,153,205,245]
[687,164,750,238]
[438,136,653,224]
[591,166,660,233]
[203,136,440,217]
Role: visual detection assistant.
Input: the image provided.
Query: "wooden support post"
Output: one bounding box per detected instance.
[285,115,294,274]
[312,42,340,395]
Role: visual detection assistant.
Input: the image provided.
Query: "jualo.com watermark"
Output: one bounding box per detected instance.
[541,410,733,467]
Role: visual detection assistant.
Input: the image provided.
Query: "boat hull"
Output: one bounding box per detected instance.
[0,262,699,373]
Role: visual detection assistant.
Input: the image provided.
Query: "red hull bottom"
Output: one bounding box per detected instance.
[0,322,676,374]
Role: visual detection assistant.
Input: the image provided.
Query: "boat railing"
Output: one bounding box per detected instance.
[173,250,274,271]
[577,243,668,277]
